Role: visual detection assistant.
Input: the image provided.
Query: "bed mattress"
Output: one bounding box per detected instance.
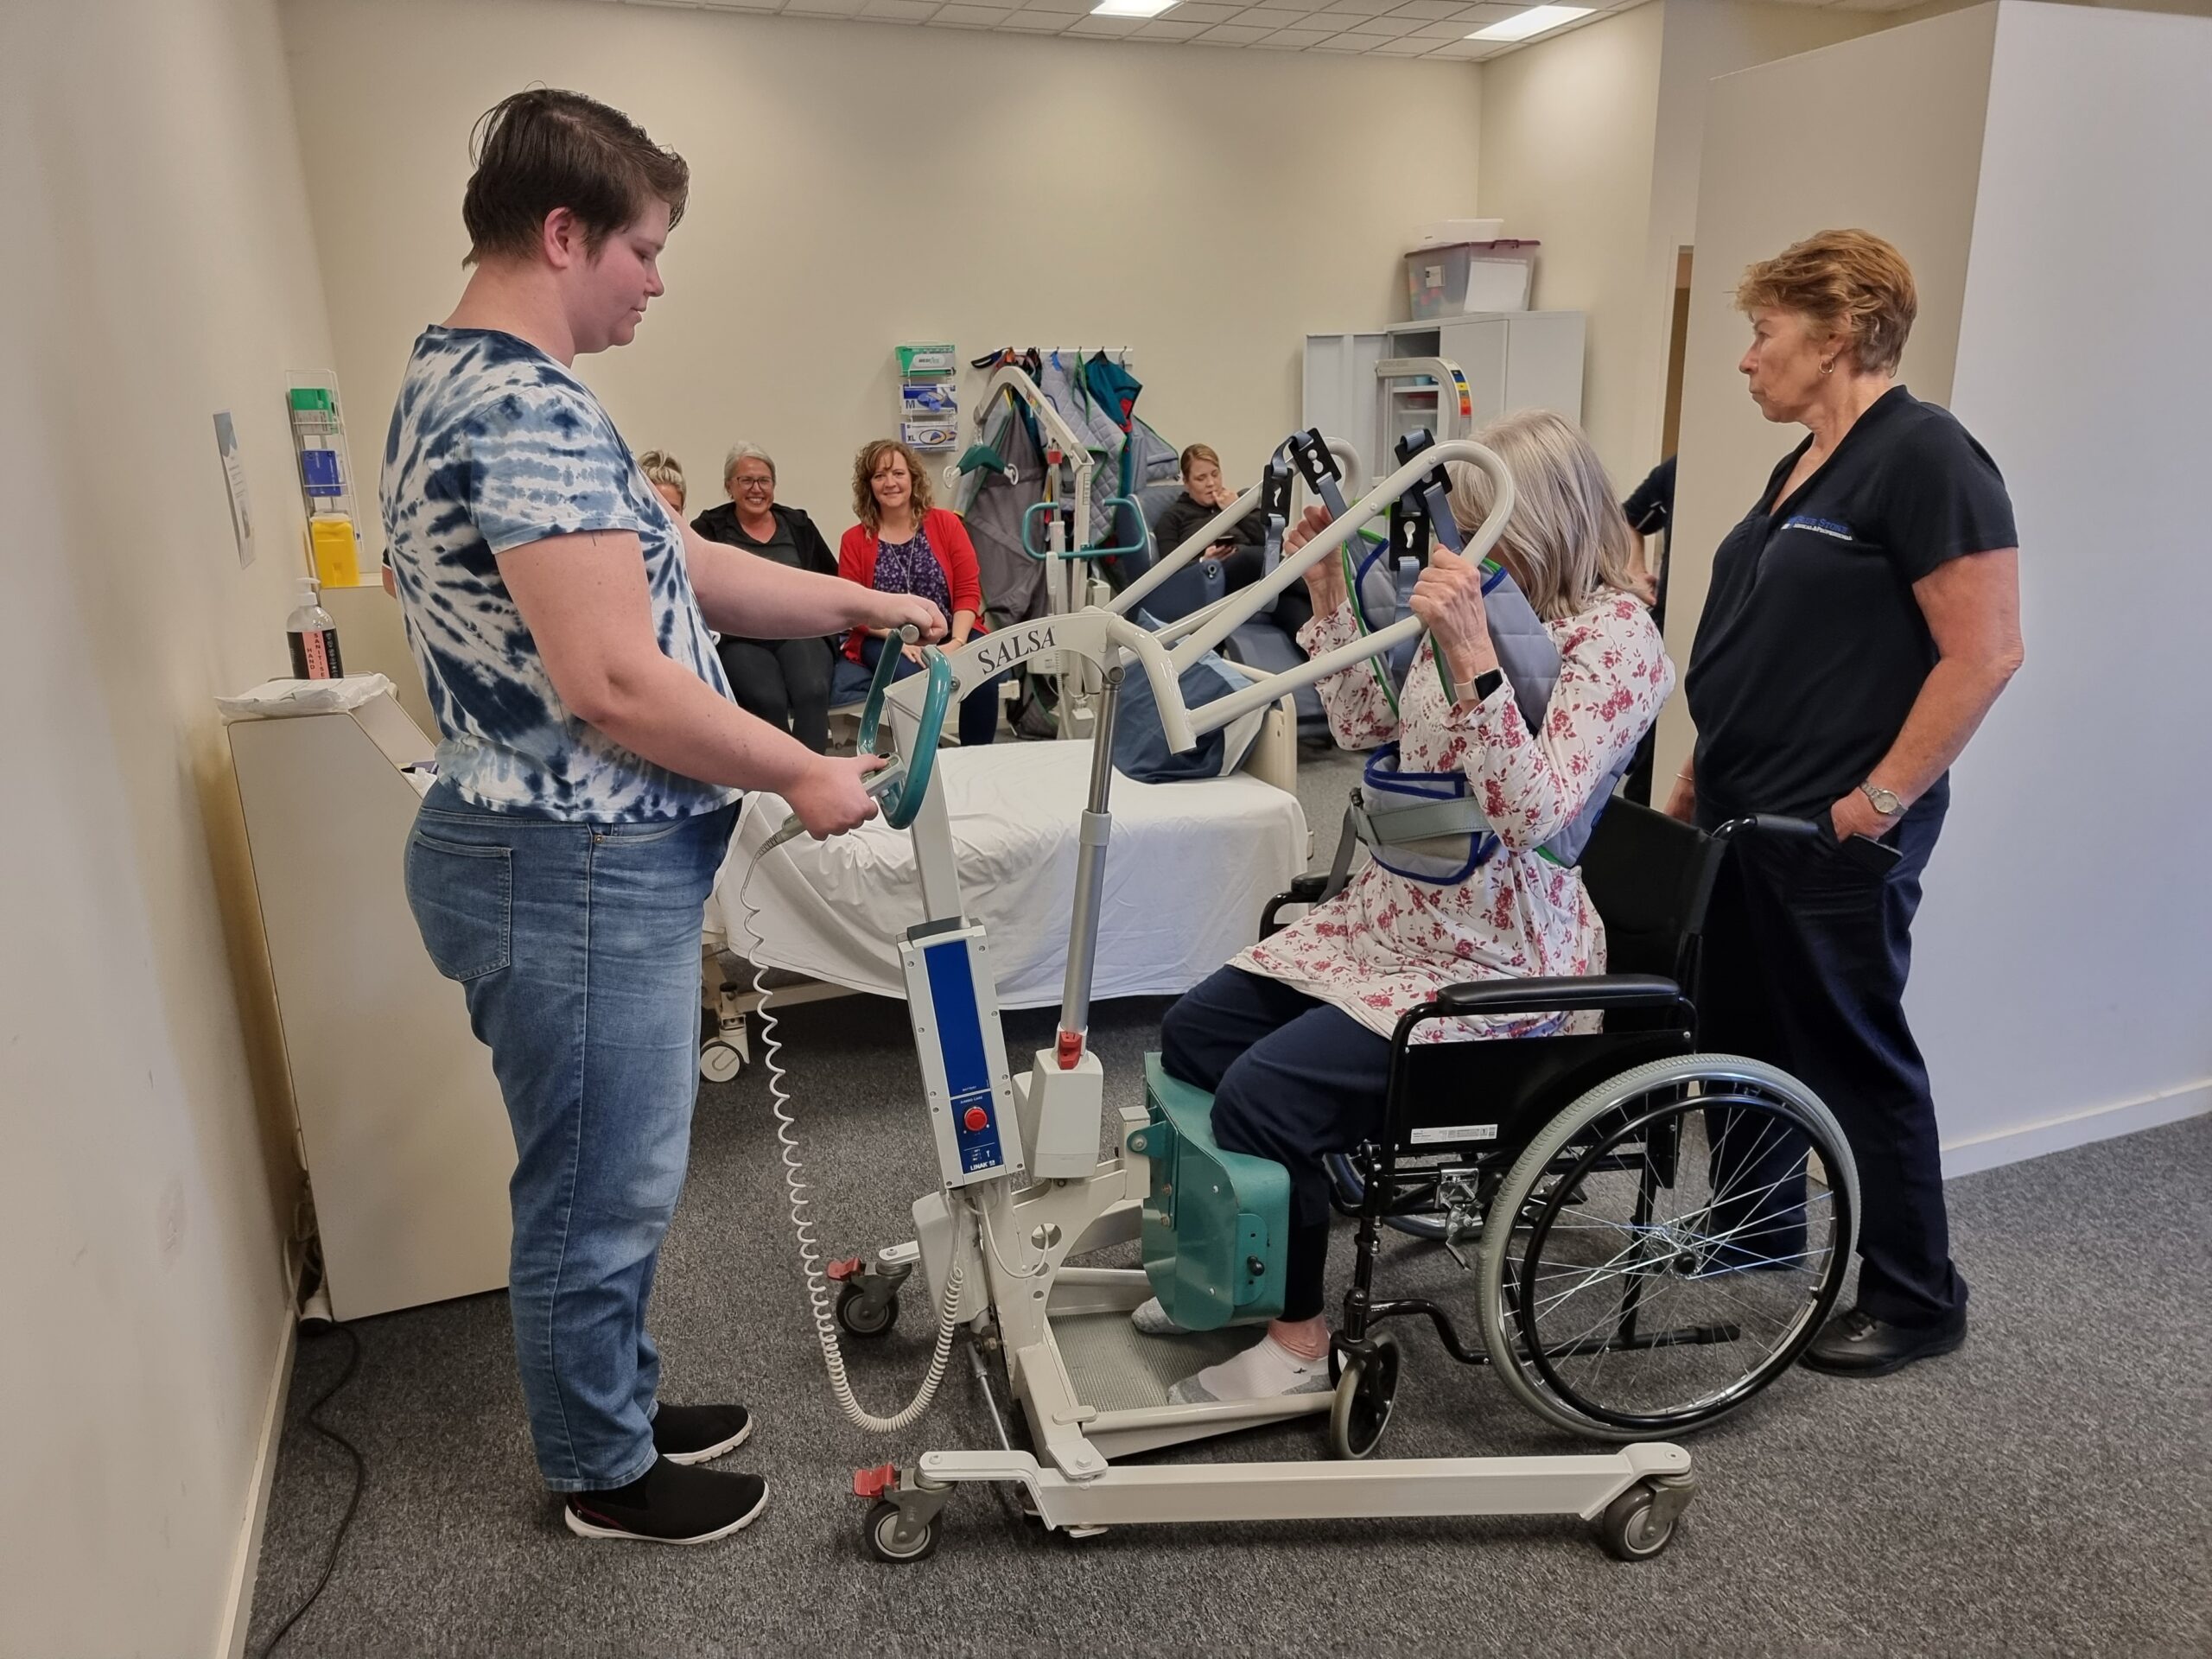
[707,741,1308,1008]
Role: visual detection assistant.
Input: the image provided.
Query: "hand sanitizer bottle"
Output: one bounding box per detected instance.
[285,576,343,680]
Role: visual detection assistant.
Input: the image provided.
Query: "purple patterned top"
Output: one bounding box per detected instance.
[871,527,952,616]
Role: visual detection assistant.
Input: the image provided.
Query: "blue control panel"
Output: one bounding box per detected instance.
[923,938,1006,1175]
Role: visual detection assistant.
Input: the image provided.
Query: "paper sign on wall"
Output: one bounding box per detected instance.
[213,410,255,568]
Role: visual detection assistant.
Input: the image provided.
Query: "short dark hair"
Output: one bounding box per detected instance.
[461,88,689,265]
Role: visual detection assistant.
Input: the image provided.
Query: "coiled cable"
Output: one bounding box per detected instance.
[734,829,965,1433]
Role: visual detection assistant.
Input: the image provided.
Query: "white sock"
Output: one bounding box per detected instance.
[1130,1297,1186,1337]
[1166,1333,1331,1406]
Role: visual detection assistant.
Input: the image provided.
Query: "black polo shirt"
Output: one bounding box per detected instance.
[1685,387,2016,821]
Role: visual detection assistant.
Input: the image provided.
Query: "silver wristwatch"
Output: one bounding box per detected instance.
[1859,781,1903,818]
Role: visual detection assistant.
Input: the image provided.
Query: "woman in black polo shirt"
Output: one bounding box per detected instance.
[1669,229,2024,1378]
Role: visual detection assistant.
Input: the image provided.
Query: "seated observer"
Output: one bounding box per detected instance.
[833,438,1001,747]
[691,443,838,753]
[1152,442,1313,637]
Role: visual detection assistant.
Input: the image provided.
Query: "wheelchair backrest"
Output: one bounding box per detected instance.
[1577,799,1727,987]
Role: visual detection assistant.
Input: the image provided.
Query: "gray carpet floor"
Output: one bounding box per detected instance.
[247,749,2212,1657]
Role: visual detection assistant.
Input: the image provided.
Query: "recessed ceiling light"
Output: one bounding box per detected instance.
[1091,0,1177,15]
[1468,5,1592,42]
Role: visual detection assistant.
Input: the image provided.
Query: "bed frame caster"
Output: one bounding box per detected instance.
[855,1464,953,1564]
[827,1249,914,1339]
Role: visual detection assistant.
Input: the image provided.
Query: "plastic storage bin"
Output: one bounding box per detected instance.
[1405,239,1540,319]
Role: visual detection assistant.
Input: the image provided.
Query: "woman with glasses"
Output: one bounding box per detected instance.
[691,442,840,753]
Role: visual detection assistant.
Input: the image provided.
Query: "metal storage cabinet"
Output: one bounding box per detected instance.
[1305,313,1586,469]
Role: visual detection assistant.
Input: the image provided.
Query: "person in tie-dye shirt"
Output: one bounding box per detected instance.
[383,88,944,1548]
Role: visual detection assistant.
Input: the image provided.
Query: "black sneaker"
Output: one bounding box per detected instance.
[1801,1306,1967,1377]
[564,1457,768,1545]
[652,1402,752,1465]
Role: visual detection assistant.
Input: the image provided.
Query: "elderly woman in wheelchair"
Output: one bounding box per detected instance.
[1137,410,1858,1452]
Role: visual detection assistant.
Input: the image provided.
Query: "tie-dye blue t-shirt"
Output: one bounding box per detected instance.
[379,325,735,821]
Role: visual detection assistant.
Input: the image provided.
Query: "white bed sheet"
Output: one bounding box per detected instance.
[707,741,1307,1009]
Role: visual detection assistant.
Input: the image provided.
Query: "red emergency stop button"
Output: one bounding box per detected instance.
[963,1105,989,1133]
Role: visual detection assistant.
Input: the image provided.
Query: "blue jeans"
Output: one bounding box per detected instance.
[404,779,739,1491]
[833,641,1003,747]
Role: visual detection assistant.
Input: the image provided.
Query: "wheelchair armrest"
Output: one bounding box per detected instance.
[1260,875,1332,938]
[1427,973,1683,1019]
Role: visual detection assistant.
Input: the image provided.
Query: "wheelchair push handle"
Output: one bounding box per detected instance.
[855,624,955,830]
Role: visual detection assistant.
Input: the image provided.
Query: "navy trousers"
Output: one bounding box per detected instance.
[1696,794,1967,1327]
[1160,967,1395,1320]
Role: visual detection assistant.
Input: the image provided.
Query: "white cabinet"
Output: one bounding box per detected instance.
[1304,313,1586,482]
[229,691,515,1320]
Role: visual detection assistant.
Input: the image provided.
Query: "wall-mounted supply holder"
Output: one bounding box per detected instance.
[897,342,960,452]
[286,372,369,587]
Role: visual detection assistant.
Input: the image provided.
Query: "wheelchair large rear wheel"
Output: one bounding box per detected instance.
[1476,1054,1857,1440]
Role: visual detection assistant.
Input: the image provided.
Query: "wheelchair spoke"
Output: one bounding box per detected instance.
[1493,1083,1852,1432]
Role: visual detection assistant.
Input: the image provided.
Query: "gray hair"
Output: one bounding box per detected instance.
[1445,410,1633,622]
[723,442,776,487]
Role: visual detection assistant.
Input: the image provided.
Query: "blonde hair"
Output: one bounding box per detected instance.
[636,448,685,509]
[1736,228,1918,378]
[852,438,934,533]
[1179,443,1222,478]
[1445,410,1633,622]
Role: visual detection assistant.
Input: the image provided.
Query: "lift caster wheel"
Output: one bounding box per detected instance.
[1326,1334,1400,1460]
[1598,1483,1680,1562]
[836,1281,899,1338]
[698,1039,746,1084]
[862,1500,940,1564]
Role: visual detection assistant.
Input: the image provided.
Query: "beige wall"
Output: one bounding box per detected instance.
[0,1,338,1654]
[1625,0,1890,474]
[1653,2,1999,780]
[282,0,1484,534]
[1474,0,1664,485]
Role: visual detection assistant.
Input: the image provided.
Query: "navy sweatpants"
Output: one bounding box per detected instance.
[1160,967,1395,1320]
[1697,794,1966,1326]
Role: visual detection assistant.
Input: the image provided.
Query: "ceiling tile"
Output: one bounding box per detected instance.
[930,3,1010,20]
[1194,21,1271,39]
[1308,29,1374,47]
[861,0,936,18]
[1341,13,1422,34]
[1408,17,1474,37]
[1368,33,1435,51]
[1165,1,1244,19]
[998,8,1077,26]
[1067,11,1144,29]
[1253,25,1334,43]
[779,0,866,13]
[1135,17,1211,35]
[1386,0,1465,17]
[1232,6,1318,23]
[1451,3,1520,20]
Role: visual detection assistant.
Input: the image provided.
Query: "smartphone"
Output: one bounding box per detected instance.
[1837,833,1905,877]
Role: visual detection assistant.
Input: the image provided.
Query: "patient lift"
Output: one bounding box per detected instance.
[737,436,1853,1565]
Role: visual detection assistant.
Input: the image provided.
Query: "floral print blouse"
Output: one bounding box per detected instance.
[1233,593,1675,1042]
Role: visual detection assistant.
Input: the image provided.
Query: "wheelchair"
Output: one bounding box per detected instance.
[1255,799,1861,1456]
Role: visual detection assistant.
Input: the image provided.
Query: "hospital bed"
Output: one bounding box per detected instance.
[697,699,1305,1078]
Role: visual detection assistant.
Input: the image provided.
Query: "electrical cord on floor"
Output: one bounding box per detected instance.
[257,1319,365,1659]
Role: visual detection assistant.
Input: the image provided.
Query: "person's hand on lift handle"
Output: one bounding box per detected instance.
[1409,546,1502,700]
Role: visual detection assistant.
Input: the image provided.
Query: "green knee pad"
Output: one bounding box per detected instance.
[1130,1053,1288,1332]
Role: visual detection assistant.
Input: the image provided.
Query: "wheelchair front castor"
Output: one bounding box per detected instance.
[1597,1481,1682,1561]
[1326,1334,1400,1459]
[698,1039,746,1084]
[836,1281,899,1338]
[862,1499,941,1563]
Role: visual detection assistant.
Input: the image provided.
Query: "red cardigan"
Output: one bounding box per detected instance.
[836,506,988,662]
